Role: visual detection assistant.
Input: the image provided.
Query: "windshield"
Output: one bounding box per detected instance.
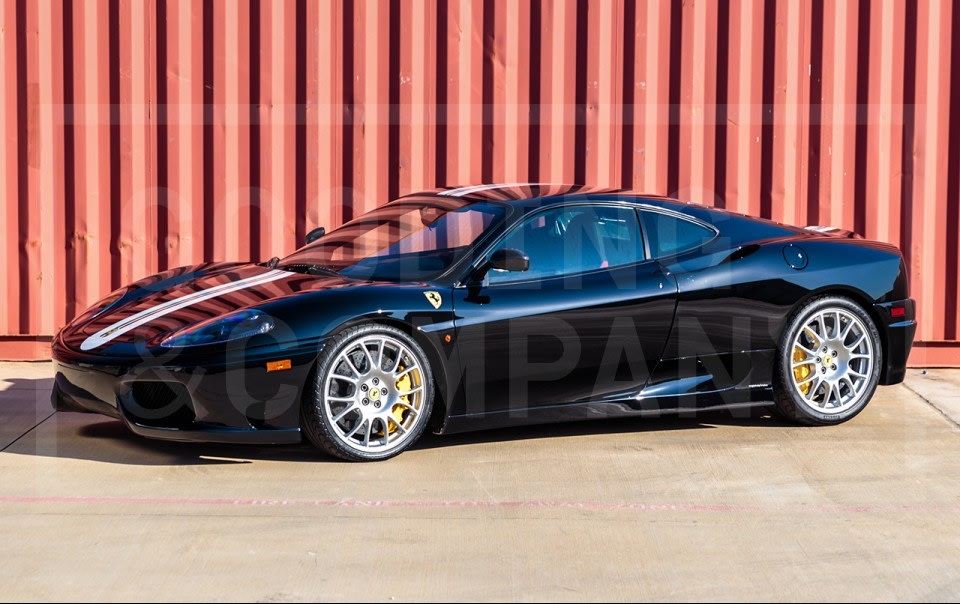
[279,198,508,281]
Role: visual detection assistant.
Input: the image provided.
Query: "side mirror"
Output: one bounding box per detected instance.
[488,248,530,273]
[305,226,326,245]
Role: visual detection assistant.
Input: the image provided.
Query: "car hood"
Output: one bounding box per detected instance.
[61,263,354,352]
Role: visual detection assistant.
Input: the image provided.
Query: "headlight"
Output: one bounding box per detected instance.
[74,287,129,324]
[160,309,275,348]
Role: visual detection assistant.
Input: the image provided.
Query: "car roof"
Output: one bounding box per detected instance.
[399,183,810,238]
[399,183,687,210]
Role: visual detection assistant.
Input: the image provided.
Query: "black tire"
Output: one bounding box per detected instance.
[773,295,882,425]
[301,323,435,461]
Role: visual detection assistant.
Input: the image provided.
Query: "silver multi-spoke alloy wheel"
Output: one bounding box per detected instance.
[302,324,434,461]
[324,334,425,453]
[789,308,874,414]
[774,296,882,425]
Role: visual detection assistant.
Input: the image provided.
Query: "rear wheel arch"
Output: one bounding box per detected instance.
[773,293,883,424]
[779,286,885,370]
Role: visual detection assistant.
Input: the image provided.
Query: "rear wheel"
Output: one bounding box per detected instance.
[301,324,434,461]
[773,296,881,425]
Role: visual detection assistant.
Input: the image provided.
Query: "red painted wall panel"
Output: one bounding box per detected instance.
[0,0,958,365]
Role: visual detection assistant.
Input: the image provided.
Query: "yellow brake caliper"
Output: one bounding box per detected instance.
[389,366,413,434]
[375,365,415,437]
[793,346,812,395]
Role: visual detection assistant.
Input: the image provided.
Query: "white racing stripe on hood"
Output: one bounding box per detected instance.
[79,269,291,351]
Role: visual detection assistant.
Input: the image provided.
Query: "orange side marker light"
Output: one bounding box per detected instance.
[266,359,292,372]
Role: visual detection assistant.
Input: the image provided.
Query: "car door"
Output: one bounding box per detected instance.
[452,203,678,417]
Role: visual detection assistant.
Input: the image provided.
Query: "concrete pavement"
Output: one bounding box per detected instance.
[1,362,959,601]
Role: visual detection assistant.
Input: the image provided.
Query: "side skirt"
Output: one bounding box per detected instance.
[439,389,774,435]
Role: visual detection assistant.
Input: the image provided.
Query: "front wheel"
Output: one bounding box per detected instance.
[301,324,434,461]
[773,296,882,425]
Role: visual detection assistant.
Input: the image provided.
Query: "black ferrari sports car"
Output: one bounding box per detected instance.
[52,184,916,460]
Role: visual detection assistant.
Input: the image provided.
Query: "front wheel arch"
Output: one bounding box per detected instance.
[306,317,451,435]
[300,323,436,460]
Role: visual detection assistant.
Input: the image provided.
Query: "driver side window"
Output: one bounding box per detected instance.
[488,205,645,284]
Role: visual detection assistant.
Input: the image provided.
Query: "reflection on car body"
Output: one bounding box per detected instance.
[52,184,916,461]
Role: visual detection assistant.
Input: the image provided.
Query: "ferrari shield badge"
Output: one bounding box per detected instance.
[424,291,442,309]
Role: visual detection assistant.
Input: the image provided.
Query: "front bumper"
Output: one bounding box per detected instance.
[50,350,314,445]
[875,298,917,385]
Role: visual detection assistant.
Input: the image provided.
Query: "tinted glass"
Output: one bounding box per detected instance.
[640,210,715,258]
[280,199,507,281]
[488,205,644,283]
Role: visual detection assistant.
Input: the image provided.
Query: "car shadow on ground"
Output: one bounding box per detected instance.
[0,376,319,466]
[1,376,793,465]
[415,405,792,451]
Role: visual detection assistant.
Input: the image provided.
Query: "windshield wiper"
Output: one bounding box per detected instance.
[278,263,340,276]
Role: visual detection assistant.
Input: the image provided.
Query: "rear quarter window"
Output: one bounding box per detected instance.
[640,210,716,258]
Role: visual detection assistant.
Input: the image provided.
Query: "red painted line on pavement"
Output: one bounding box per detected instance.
[0,495,957,514]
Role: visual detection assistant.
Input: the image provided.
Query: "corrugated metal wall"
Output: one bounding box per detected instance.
[0,0,958,364]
